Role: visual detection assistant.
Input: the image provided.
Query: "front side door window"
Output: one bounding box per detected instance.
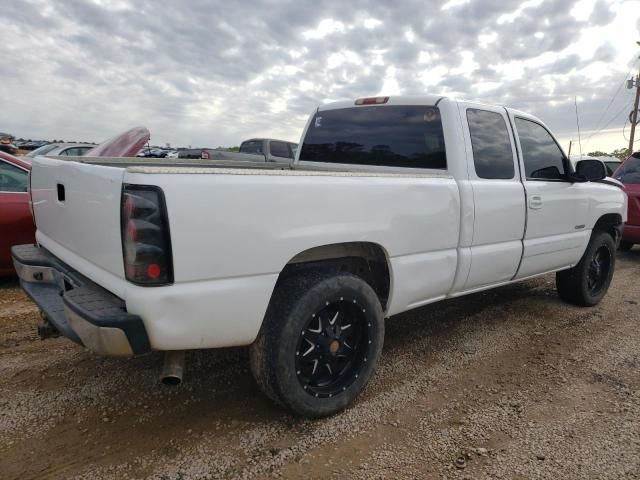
[515,117,567,180]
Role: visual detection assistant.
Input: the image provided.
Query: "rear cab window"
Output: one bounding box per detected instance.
[299,105,447,169]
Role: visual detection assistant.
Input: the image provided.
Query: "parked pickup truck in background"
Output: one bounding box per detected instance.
[178,137,297,164]
[13,95,626,418]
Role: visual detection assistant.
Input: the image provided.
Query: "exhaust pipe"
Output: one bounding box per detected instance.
[37,317,60,340]
[161,351,185,385]
[37,311,60,340]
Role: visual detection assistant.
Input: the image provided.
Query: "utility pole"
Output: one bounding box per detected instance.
[628,41,640,156]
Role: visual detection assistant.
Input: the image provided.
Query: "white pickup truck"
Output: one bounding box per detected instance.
[13,95,626,418]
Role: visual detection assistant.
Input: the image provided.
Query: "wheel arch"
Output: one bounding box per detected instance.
[276,241,393,311]
[592,213,623,242]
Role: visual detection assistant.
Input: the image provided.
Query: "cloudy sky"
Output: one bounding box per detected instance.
[1,0,639,153]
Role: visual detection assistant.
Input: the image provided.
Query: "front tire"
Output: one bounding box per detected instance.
[556,230,615,306]
[249,270,384,418]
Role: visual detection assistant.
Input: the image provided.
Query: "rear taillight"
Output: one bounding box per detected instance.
[121,184,173,285]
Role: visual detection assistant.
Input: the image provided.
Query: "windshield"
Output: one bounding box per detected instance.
[26,144,57,157]
[299,105,447,169]
[614,155,640,184]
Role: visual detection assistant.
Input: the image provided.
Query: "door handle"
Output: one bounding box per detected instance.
[529,195,543,209]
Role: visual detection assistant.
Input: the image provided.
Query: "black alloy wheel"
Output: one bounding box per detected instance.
[587,245,611,296]
[556,230,616,307]
[249,270,385,418]
[295,298,371,398]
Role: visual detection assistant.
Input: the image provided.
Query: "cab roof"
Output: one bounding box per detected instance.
[318,95,445,111]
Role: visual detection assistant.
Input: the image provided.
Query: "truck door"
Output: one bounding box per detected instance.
[0,158,34,274]
[508,113,590,279]
[458,104,526,291]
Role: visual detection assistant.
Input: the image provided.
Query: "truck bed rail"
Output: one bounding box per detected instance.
[52,155,293,170]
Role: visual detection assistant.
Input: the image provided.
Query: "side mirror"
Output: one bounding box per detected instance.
[575,159,606,181]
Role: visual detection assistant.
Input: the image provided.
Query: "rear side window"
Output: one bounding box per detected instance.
[26,144,57,157]
[239,141,263,154]
[515,118,566,180]
[61,147,90,156]
[466,109,515,179]
[0,160,28,192]
[614,155,640,184]
[270,141,292,158]
[299,106,446,169]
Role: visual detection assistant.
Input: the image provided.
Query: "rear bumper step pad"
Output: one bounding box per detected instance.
[11,244,151,356]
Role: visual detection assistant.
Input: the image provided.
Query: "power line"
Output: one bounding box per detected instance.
[584,56,639,147]
[574,96,582,157]
[595,97,634,140]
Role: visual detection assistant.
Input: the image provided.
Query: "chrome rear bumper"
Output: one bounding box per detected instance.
[11,244,150,356]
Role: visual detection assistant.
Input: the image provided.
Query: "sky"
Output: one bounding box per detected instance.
[1,0,639,153]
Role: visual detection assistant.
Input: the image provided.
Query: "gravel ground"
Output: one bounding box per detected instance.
[1,251,639,479]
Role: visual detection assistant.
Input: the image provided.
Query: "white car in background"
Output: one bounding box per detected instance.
[26,143,94,158]
[598,156,622,176]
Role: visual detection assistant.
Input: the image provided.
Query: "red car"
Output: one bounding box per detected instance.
[0,152,35,276]
[613,152,640,251]
[0,126,150,276]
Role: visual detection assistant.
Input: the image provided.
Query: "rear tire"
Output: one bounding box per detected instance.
[556,230,615,306]
[618,241,634,252]
[249,269,384,418]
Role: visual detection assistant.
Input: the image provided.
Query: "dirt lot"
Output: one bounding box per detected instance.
[1,252,639,480]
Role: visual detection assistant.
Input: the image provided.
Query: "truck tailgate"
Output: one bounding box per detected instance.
[30,156,125,281]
